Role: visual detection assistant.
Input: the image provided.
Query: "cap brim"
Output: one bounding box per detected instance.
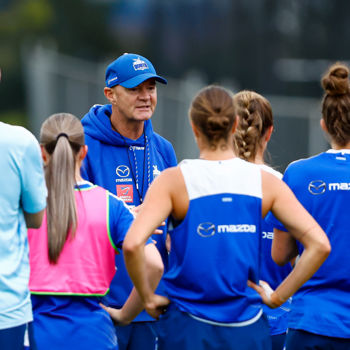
[120,73,167,88]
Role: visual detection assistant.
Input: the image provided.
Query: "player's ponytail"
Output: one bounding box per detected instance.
[40,113,85,264]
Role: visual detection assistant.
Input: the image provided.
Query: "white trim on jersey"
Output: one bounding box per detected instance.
[258,164,282,179]
[179,158,262,200]
[188,308,263,327]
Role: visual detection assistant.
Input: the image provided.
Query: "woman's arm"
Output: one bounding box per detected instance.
[102,243,164,324]
[123,167,182,318]
[253,171,331,308]
[24,209,45,228]
[272,228,299,266]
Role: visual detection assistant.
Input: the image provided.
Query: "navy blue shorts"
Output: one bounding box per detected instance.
[155,304,271,350]
[286,329,350,350]
[0,324,26,350]
[271,333,286,350]
[115,322,158,350]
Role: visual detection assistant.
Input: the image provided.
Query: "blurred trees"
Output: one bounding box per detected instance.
[2,0,350,124]
[0,0,113,123]
[0,0,52,116]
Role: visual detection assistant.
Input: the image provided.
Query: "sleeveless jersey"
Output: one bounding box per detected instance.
[164,158,263,323]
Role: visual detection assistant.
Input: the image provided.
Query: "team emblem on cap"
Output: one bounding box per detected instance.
[133,57,148,71]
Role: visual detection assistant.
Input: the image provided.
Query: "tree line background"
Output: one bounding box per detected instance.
[1,0,350,166]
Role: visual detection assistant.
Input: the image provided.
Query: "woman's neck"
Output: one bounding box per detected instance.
[199,147,235,161]
[75,164,84,183]
[252,147,265,165]
[197,136,236,160]
[331,140,350,150]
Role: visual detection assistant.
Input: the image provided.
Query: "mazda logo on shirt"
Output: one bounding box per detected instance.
[308,180,326,195]
[116,165,130,178]
[197,222,216,237]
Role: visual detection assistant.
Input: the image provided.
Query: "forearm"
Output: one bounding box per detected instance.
[144,243,164,289]
[109,253,163,325]
[272,229,299,266]
[124,244,156,305]
[102,258,156,326]
[272,238,330,306]
[117,288,144,324]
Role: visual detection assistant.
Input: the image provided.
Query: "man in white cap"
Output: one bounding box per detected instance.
[81,53,177,350]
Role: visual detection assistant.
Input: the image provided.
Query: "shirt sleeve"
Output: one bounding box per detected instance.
[108,193,154,251]
[108,192,134,250]
[20,133,47,213]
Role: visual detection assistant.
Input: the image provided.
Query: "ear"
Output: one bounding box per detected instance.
[191,122,200,138]
[78,145,88,161]
[232,116,240,134]
[40,145,49,165]
[79,145,88,161]
[320,118,328,133]
[264,125,274,143]
[104,87,117,104]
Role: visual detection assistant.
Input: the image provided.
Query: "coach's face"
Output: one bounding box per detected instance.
[109,78,157,122]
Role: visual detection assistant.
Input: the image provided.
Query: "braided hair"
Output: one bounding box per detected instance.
[233,90,273,161]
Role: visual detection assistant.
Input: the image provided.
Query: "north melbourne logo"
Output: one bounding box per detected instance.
[133,57,148,71]
[116,184,133,203]
[153,165,161,179]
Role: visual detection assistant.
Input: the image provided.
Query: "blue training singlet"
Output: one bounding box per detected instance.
[163,158,263,323]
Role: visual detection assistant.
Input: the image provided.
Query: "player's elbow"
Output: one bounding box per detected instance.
[316,236,331,261]
[272,246,298,266]
[272,254,291,267]
[122,239,139,258]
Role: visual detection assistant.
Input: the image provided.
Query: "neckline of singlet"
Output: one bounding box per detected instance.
[326,148,350,154]
[75,180,93,189]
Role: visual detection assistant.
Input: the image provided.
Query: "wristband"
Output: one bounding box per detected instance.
[259,280,273,300]
[259,281,284,307]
